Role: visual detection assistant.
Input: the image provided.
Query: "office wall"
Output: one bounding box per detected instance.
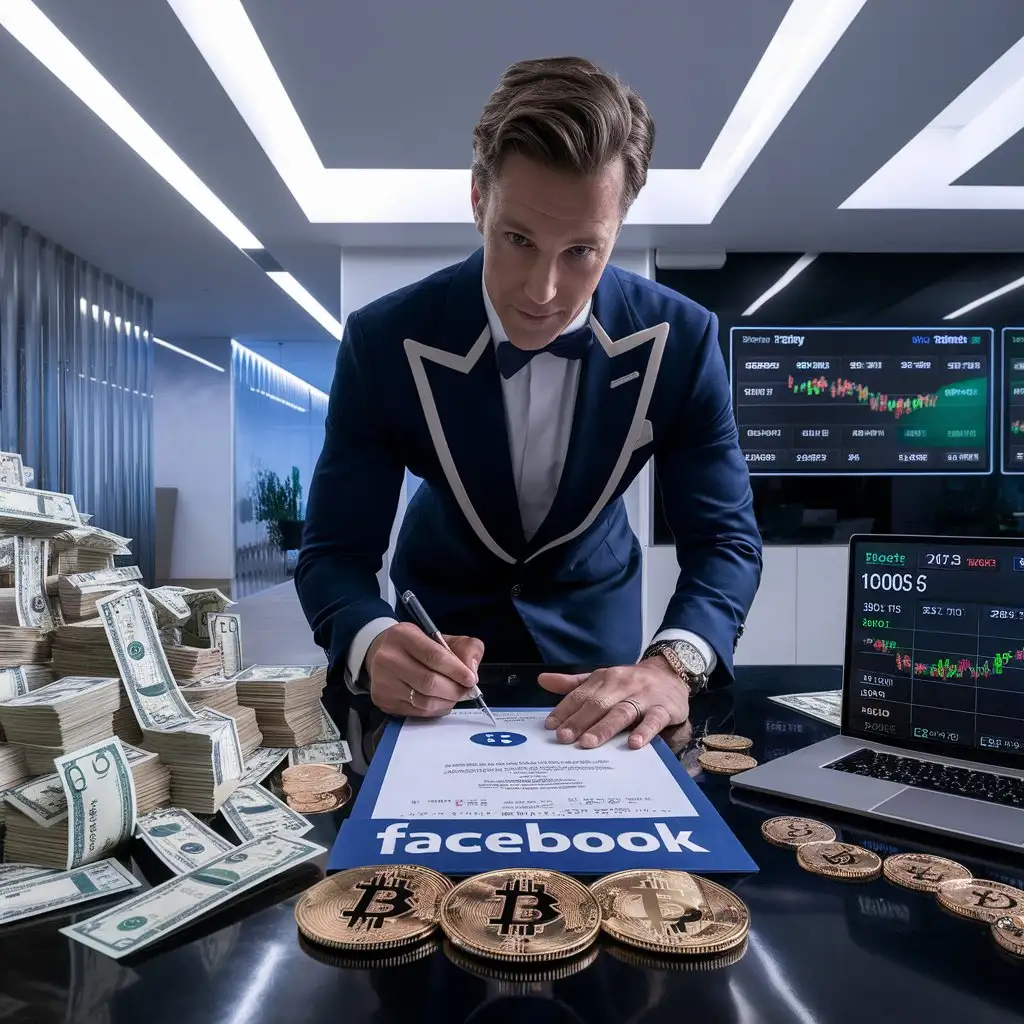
[152,339,232,587]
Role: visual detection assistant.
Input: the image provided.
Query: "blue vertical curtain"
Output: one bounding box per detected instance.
[0,213,155,582]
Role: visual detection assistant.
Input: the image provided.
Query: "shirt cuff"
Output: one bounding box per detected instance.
[651,628,718,674]
[344,616,399,694]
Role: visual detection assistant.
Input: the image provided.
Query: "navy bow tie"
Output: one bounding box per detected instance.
[495,324,593,379]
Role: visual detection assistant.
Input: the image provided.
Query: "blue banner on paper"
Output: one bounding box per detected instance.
[328,712,758,876]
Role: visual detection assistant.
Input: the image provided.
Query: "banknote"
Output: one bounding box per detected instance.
[1,675,117,709]
[0,483,80,529]
[14,537,56,631]
[0,538,12,570]
[144,586,191,625]
[55,524,131,554]
[95,585,197,730]
[61,834,325,958]
[208,613,242,677]
[767,690,842,728]
[57,737,136,869]
[0,452,25,487]
[237,747,288,787]
[181,590,232,645]
[221,785,313,842]
[288,740,352,767]
[63,566,143,593]
[0,864,60,889]
[135,807,235,874]
[231,665,316,682]
[0,666,30,702]
[195,708,243,784]
[314,702,340,741]
[0,859,140,926]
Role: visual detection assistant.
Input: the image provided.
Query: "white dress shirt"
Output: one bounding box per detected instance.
[344,277,716,687]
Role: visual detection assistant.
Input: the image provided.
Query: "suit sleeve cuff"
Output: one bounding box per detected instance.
[651,628,718,673]
[345,616,399,694]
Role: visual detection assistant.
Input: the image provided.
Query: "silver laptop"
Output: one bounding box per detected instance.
[732,534,1024,853]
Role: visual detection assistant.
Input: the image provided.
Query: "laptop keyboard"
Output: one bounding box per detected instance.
[826,748,1024,810]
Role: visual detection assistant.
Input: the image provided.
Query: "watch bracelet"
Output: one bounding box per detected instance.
[642,642,707,696]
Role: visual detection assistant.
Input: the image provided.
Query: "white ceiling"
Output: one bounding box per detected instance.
[0,0,1023,349]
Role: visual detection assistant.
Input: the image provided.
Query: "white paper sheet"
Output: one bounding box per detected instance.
[371,709,697,820]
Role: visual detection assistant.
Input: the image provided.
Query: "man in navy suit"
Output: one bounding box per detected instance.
[296,56,761,751]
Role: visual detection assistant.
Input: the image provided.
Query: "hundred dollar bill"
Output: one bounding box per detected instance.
[237,746,288,787]
[135,807,234,875]
[96,585,197,730]
[0,859,140,926]
[5,736,151,827]
[208,613,242,677]
[767,690,842,728]
[0,452,25,487]
[287,740,352,768]
[0,864,61,889]
[314,702,340,741]
[63,566,143,594]
[13,537,56,631]
[221,785,313,842]
[0,483,80,530]
[57,737,136,869]
[61,834,325,958]
[231,665,316,682]
[0,666,30,702]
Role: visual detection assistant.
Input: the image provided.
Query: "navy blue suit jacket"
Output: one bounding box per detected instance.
[296,249,762,696]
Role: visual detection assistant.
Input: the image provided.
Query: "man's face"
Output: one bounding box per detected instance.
[472,152,624,351]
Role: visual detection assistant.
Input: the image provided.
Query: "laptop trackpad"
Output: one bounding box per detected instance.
[875,789,1024,847]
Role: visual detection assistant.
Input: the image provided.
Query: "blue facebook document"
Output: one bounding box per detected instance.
[329,709,757,876]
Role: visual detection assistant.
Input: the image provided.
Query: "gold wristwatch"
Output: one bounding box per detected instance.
[642,639,709,696]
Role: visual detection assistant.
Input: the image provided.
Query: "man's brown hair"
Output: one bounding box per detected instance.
[472,56,655,214]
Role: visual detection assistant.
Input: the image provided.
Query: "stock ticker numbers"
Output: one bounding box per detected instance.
[847,542,1024,755]
[1001,328,1024,473]
[729,327,993,475]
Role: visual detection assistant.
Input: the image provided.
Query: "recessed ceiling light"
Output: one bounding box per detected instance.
[169,0,867,224]
[742,254,818,316]
[265,272,344,340]
[153,336,226,372]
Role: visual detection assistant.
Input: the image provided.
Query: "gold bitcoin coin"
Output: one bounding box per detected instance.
[760,816,837,849]
[697,750,758,775]
[297,932,440,969]
[295,864,452,951]
[701,734,753,752]
[288,784,351,815]
[604,937,748,972]
[796,842,882,880]
[442,938,599,983]
[882,853,972,893]
[936,879,1024,924]
[591,869,749,956]
[992,915,1024,958]
[440,869,601,963]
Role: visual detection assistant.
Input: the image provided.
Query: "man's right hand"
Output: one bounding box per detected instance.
[366,622,484,717]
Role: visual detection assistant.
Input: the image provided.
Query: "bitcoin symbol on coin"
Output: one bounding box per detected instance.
[624,880,704,935]
[969,887,1019,911]
[341,873,416,931]
[488,878,561,937]
[823,850,855,866]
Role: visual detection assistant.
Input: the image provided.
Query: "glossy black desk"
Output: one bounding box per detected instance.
[3,666,1023,1024]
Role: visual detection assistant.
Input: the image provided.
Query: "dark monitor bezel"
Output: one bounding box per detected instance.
[843,533,1024,770]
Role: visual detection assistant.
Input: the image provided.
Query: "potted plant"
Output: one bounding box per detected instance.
[252,465,304,551]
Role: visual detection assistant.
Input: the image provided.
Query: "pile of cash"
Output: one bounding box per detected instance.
[235,666,328,746]
[56,566,143,621]
[180,677,263,756]
[161,642,223,682]
[51,619,121,677]
[0,676,122,774]
[0,742,28,790]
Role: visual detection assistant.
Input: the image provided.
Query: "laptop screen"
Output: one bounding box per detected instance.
[844,535,1024,768]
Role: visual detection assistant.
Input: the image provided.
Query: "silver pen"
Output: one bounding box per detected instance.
[400,590,497,727]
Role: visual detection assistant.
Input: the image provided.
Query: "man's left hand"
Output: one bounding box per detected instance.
[538,658,690,750]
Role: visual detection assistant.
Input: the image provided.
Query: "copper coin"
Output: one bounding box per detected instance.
[701,734,753,753]
[992,915,1024,957]
[442,939,599,983]
[288,784,352,814]
[796,842,882,881]
[760,816,836,849]
[697,750,758,775]
[936,879,1024,924]
[440,869,601,963]
[591,869,749,956]
[295,864,452,951]
[283,764,345,792]
[297,932,440,970]
[882,853,972,893]
[604,937,748,972]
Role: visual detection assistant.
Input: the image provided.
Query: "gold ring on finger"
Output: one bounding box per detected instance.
[621,698,643,727]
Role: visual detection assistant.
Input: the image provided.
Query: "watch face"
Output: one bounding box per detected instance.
[673,643,706,677]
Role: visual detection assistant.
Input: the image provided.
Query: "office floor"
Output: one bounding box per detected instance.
[233,582,326,668]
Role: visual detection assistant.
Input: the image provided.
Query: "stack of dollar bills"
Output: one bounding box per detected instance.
[0,664,55,739]
[0,676,122,774]
[50,619,123,677]
[0,742,28,792]
[161,642,223,682]
[56,566,143,621]
[179,677,263,756]
[234,666,329,746]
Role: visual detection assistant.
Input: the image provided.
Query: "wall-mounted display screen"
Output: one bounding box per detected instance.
[730,327,993,476]
[1001,328,1024,474]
